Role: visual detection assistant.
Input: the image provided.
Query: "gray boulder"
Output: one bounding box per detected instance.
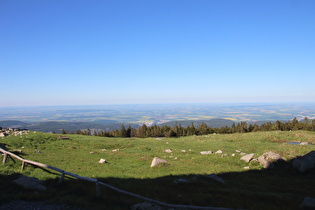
[240,153,255,163]
[292,150,315,173]
[258,151,283,168]
[13,175,46,192]
[300,196,315,209]
[206,174,225,184]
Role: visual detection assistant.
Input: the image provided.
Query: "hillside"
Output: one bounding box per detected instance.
[0,120,139,133]
[159,118,235,128]
[0,130,314,209]
[0,118,237,134]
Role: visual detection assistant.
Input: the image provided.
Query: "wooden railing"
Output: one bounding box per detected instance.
[1,147,233,210]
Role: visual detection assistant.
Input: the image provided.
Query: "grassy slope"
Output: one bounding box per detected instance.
[1,131,315,209]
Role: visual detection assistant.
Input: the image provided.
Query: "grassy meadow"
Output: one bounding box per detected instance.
[1,131,315,209]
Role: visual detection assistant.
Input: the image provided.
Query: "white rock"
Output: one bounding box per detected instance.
[99,159,106,163]
[181,150,186,152]
[200,151,212,155]
[231,153,236,157]
[150,157,167,167]
[300,142,309,145]
[243,166,250,170]
[165,149,172,153]
[215,150,223,154]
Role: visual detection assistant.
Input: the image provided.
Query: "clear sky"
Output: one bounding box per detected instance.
[1,0,315,107]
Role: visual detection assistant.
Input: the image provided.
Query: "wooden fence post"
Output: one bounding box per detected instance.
[95,181,100,198]
[59,172,65,184]
[21,161,26,171]
[2,153,7,164]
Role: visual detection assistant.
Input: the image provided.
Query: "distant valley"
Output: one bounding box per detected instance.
[0,103,314,133]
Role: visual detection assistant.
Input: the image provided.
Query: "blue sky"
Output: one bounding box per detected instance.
[1,0,315,107]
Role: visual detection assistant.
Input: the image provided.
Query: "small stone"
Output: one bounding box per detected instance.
[112,149,119,152]
[215,150,222,154]
[165,149,172,153]
[174,178,191,183]
[300,142,309,145]
[240,152,246,156]
[200,151,212,155]
[99,159,107,163]
[181,150,186,152]
[131,202,162,210]
[243,166,250,170]
[231,153,236,157]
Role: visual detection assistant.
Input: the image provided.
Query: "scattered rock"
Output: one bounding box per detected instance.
[258,151,283,168]
[231,153,236,157]
[300,142,309,146]
[89,151,95,154]
[150,157,167,167]
[155,138,162,140]
[200,151,212,155]
[215,150,222,154]
[243,166,250,170]
[292,150,315,173]
[240,153,255,163]
[98,158,107,163]
[165,149,172,153]
[101,149,107,151]
[174,178,191,183]
[206,174,225,184]
[181,150,186,152]
[221,154,228,157]
[131,201,162,210]
[300,196,315,209]
[13,175,46,192]
[235,150,241,153]
[112,149,119,152]
[240,152,246,156]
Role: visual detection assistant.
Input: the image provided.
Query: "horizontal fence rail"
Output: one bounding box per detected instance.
[1,147,233,210]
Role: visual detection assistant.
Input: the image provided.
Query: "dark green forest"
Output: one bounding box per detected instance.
[65,117,315,138]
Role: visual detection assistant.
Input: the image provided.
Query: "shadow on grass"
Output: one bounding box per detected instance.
[0,160,314,210]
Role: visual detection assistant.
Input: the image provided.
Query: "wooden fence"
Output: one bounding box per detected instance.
[0,147,233,210]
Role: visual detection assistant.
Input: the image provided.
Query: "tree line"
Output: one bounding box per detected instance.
[61,117,315,138]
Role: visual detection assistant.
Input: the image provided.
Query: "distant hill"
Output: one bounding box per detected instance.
[0,120,139,133]
[0,120,30,128]
[1,118,278,134]
[159,118,235,128]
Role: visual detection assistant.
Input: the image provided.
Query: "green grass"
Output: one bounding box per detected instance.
[1,131,315,209]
